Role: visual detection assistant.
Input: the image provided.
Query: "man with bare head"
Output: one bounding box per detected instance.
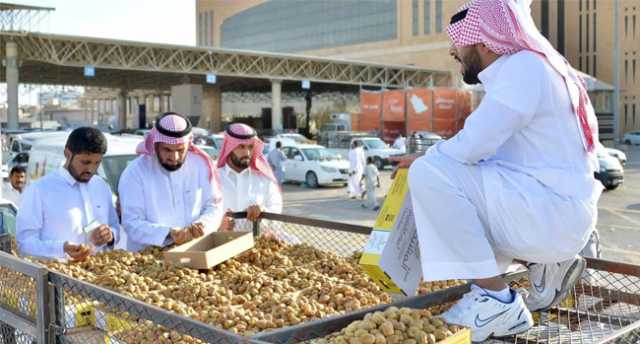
[119,112,224,252]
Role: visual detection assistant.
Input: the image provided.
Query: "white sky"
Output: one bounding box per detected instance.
[14,0,196,45]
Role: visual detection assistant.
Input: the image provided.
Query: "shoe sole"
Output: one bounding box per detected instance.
[538,257,587,312]
[474,320,533,342]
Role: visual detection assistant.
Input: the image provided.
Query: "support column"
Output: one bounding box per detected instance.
[203,85,222,132]
[271,80,283,131]
[6,41,19,130]
[117,89,128,130]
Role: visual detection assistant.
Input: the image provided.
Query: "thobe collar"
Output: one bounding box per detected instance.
[57,167,80,187]
[223,164,251,177]
[477,54,508,88]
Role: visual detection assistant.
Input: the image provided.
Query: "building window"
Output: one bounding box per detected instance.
[586,13,590,52]
[593,0,596,10]
[197,12,203,45]
[625,16,629,38]
[541,0,549,38]
[625,103,629,127]
[593,55,597,77]
[220,1,398,52]
[208,11,214,46]
[203,11,209,47]
[435,0,443,32]
[634,15,637,39]
[593,13,596,52]
[579,56,582,71]
[424,0,431,34]
[412,0,419,36]
[634,104,637,127]
[634,59,637,83]
[586,55,590,74]
[586,0,589,10]
[558,0,565,55]
[579,14,582,53]
[626,59,629,84]
[579,0,582,11]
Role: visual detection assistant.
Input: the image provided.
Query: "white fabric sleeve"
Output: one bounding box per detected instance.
[119,166,171,247]
[16,184,65,258]
[437,55,544,164]
[263,180,283,214]
[194,173,224,234]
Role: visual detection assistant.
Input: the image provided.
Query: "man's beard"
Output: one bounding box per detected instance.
[68,165,93,183]
[461,48,483,85]
[230,152,250,170]
[157,152,184,172]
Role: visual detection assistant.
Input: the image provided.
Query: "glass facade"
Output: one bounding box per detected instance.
[220,0,397,53]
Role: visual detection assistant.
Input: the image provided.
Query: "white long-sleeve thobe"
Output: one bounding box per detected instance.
[219,165,282,214]
[16,168,120,260]
[348,147,366,197]
[409,51,602,281]
[118,152,223,252]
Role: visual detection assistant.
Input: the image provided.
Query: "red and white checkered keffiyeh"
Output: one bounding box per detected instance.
[216,123,277,184]
[136,112,217,182]
[447,0,595,152]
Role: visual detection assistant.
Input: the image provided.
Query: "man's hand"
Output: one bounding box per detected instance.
[388,153,421,179]
[63,242,92,262]
[246,205,262,222]
[170,228,193,245]
[218,211,235,232]
[89,225,114,246]
[188,222,205,239]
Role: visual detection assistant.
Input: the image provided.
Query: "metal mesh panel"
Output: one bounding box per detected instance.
[51,272,249,344]
[0,319,36,344]
[0,266,36,322]
[257,215,370,257]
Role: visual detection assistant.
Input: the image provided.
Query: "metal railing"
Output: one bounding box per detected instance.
[1,217,640,343]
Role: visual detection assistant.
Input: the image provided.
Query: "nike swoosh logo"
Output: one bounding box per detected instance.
[533,265,546,293]
[475,309,509,328]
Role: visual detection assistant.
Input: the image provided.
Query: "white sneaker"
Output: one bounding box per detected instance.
[525,256,586,312]
[442,285,533,342]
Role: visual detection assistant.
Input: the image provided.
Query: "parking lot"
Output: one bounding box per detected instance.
[282,146,640,265]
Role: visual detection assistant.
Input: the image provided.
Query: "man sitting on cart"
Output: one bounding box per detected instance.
[406,0,602,341]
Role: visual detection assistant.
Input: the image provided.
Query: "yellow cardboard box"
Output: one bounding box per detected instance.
[359,169,422,295]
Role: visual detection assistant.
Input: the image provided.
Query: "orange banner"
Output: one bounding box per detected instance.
[359,90,383,131]
[382,90,405,122]
[406,88,433,135]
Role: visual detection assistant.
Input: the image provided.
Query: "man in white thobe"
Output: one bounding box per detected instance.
[267,141,287,185]
[217,123,282,232]
[3,165,26,206]
[16,128,119,261]
[404,0,602,341]
[347,141,366,199]
[392,134,406,154]
[119,112,224,252]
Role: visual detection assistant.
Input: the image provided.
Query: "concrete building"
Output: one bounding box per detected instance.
[197,0,639,139]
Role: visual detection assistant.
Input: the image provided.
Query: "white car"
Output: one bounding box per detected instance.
[623,131,640,145]
[282,144,350,188]
[606,148,627,165]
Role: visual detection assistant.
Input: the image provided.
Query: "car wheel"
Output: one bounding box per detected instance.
[625,139,632,145]
[374,157,384,170]
[306,171,319,188]
[606,184,620,191]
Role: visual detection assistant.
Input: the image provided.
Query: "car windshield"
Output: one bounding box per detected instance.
[363,139,387,149]
[302,148,339,161]
[101,154,138,192]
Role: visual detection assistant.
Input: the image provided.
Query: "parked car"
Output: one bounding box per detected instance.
[407,131,444,155]
[606,148,627,165]
[282,144,350,188]
[623,131,640,145]
[595,151,624,190]
[0,199,17,235]
[6,131,71,170]
[28,134,143,194]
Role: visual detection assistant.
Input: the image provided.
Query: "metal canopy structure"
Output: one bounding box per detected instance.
[0,31,451,91]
